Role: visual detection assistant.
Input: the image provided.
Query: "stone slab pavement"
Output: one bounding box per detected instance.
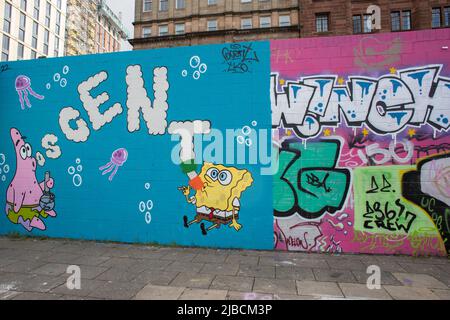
[0,237,449,300]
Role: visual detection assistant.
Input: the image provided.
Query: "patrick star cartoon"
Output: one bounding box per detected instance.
[5,128,56,231]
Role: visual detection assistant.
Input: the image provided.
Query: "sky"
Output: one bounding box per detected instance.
[104,0,135,51]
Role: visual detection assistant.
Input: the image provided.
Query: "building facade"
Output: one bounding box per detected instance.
[131,0,450,50]
[130,0,300,49]
[65,0,128,56]
[0,0,67,61]
[299,0,450,37]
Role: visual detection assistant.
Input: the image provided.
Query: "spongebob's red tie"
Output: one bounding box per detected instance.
[209,208,215,219]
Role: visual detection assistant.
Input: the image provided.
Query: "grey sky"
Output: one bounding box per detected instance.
[104,0,135,51]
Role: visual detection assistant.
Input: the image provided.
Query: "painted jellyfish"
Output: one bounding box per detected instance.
[99,148,128,181]
[15,75,44,109]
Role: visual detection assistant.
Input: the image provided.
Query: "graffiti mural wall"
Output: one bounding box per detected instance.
[1,29,449,256]
[272,29,450,256]
[0,42,274,250]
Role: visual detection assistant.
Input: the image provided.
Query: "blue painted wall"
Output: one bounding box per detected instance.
[0,41,273,250]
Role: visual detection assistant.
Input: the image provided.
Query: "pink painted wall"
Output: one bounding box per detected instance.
[271,29,450,256]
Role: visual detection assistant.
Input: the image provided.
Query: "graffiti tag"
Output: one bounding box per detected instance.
[222,44,259,73]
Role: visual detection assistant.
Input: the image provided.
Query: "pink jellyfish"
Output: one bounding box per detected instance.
[99,148,128,181]
[15,75,44,109]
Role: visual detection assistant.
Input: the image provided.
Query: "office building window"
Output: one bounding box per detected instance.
[260,16,271,28]
[363,14,372,33]
[2,35,10,61]
[159,25,168,36]
[175,23,185,34]
[21,0,27,11]
[176,0,185,9]
[45,1,51,27]
[208,0,217,4]
[207,20,218,31]
[19,13,26,42]
[32,21,38,48]
[143,0,152,12]
[402,10,411,30]
[31,50,37,59]
[445,7,450,26]
[54,36,59,56]
[57,0,62,9]
[241,0,251,3]
[279,15,291,27]
[432,8,442,28]
[316,13,329,32]
[44,29,49,55]
[241,18,252,29]
[142,26,151,37]
[18,43,24,60]
[391,11,401,31]
[56,11,61,35]
[3,2,12,34]
[34,0,40,20]
[353,15,362,33]
[353,14,372,33]
[159,0,168,11]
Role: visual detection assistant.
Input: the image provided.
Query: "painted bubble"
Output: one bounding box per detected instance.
[145,212,152,224]
[242,126,251,136]
[73,174,82,187]
[190,56,201,68]
[139,201,146,213]
[199,63,207,74]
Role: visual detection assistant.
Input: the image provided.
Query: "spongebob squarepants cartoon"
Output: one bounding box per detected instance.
[178,163,253,235]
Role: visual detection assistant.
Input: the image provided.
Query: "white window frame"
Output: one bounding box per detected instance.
[143,0,152,12]
[279,15,291,27]
[142,26,152,37]
[176,0,185,9]
[260,16,271,28]
[159,25,168,36]
[207,19,218,31]
[175,23,185,34]
[241,18,252,29]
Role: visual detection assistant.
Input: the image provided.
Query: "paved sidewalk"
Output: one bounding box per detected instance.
[0,237,449,300]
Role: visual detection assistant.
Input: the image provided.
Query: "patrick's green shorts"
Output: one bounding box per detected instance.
[6,202,48,224]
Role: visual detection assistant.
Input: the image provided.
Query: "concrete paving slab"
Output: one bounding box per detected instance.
[210,275,254,292]
[313,268,358,283]
[339,282,392,300]
[383,285,441,300]
[253,278,297,295]
[169,272,215,289]
[392,272,448,289]
[135,284,185,300]
[200,263,239,276]
[296,280,344,298]
[179,288,228,300]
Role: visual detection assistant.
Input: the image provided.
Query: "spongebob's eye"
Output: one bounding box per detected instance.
[218,170,232,186]
[20,146,27,160]
[206,168,219,180]
[25,143,32,157]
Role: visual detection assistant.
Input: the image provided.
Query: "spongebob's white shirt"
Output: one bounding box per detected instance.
[190,196,240,219]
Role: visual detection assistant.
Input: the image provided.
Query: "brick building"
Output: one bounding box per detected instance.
[130,0,450,50]
[130,0,300,49]
[299,0,450,37]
